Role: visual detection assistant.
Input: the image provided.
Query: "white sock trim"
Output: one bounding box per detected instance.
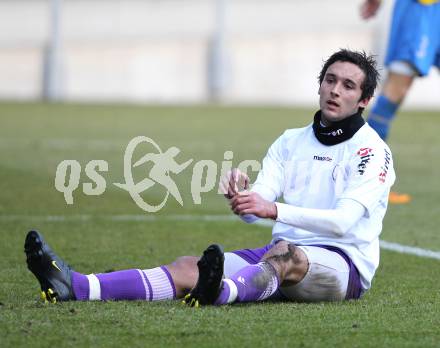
[142,267,174,301]
[137,269,150,300]
[86,274,101,301]
[223,278,238,304]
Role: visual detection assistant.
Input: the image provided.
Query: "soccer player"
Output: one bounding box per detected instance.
[360,0,440,204]
[25,49,395,307]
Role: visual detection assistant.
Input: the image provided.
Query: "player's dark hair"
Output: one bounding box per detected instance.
[318,49,380,101]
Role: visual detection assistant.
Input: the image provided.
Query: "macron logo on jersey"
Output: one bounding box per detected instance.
[356,147,374,175]
[322,129,343,137]
[313,155,332,162]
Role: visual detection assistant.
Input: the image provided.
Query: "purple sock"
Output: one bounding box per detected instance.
[215,262,279,305]
[71,266,176,301]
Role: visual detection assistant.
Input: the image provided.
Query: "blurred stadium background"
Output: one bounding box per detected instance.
[1,0,439,107]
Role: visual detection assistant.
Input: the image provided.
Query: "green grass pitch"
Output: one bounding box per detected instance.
[0,102,439,347]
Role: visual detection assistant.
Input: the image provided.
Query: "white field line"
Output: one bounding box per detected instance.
[0,139,240,152]
[2,214,440,261]
[378,240,440,261]
[0,214,241,223]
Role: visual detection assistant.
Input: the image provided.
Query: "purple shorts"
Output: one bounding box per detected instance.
[231,243,362,300]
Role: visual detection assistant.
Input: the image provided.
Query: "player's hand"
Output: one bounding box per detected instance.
[219,168,249,199]
[360,0,381,20]
[230,191,277,220]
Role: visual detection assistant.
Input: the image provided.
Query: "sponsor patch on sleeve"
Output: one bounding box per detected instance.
[356,147,374,175]
[379,148,391,183]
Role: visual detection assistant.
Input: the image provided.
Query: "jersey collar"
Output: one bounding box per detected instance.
[312,110,365,146]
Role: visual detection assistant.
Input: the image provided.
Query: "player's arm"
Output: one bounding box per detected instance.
[219,168,260,223]
[274,199,365,237]
[231,143,395,234]
[267,145,394,236]
[231,192,365,237]
[222,134,285,223]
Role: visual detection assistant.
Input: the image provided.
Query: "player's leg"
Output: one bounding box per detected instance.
[367,0,437,141]
[183,244,275,306]
[213,241,308,305]
[220,243,362,303]
[73,256,199,301]
[368,69,415,141]
[368,65,415,204]
[24,230,198,303]
[184,241,309,306]
[184,242,361,306]
[277,246,361,301]
[368,67,415,205]
[368,2,440,204]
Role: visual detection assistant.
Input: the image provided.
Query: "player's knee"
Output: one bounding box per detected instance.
[262,242,308,284]
[263,241,303,264]
[384,73,414,102]
[172,256,198,277]
[167,256,199,295]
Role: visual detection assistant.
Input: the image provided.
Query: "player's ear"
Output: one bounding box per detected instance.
[359,96,371,109]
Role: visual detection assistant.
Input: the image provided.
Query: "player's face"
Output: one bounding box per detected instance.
[318,61,371,126]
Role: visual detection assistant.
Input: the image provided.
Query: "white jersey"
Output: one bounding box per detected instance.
[251,122,395,290]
